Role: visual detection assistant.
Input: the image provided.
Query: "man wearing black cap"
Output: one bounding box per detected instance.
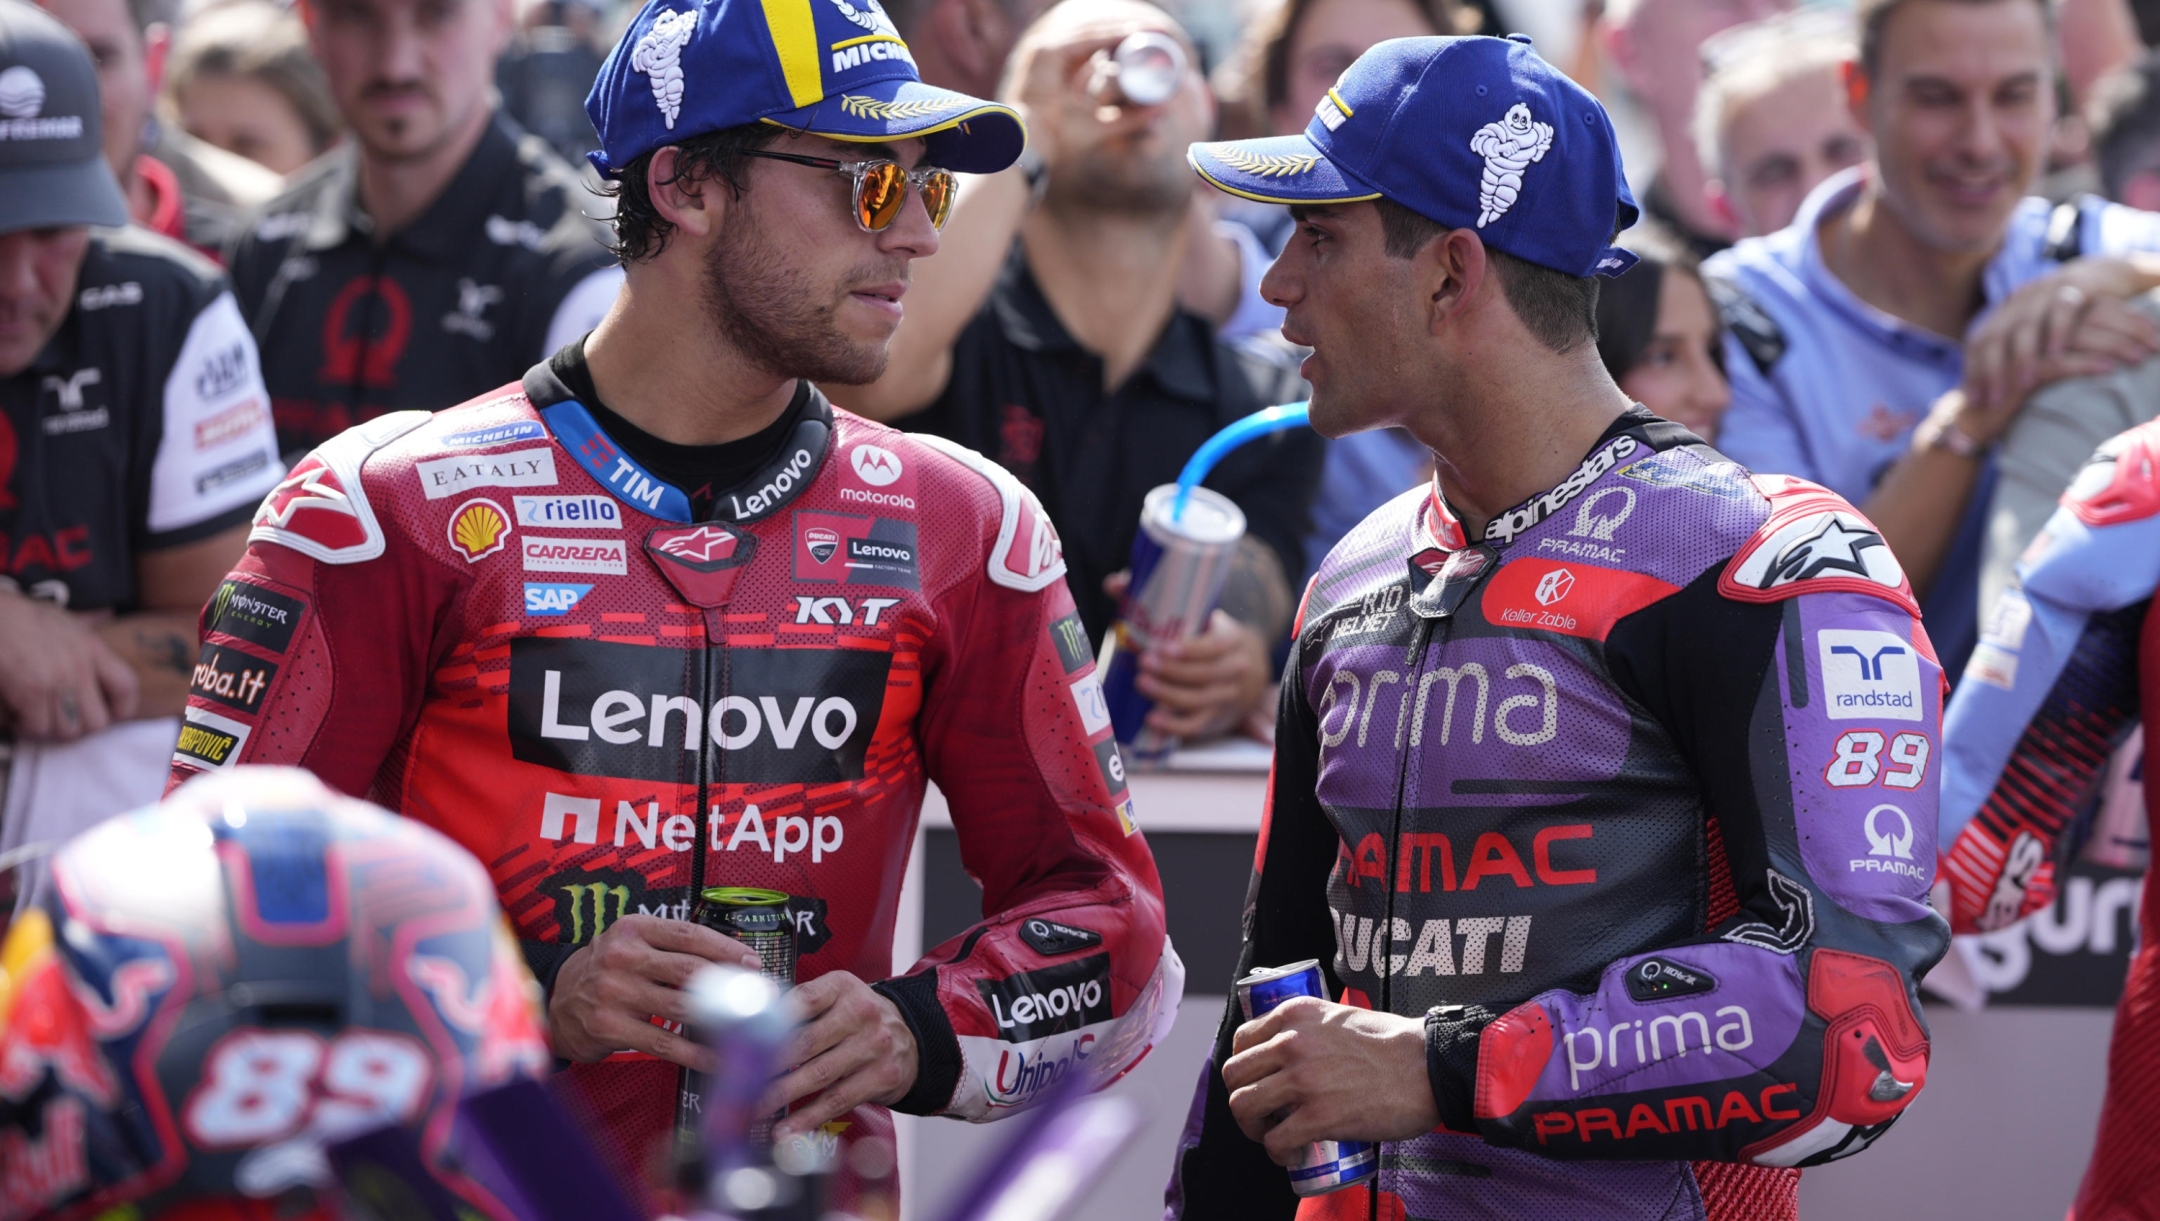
[1166,33,1947,1219]
[170,0,1179,1207]
[0,0,281,850]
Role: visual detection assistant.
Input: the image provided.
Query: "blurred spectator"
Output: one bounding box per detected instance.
[0,0,282,854]
[494,0,604,164]
[1708,0,2160,686]
[1600,0,1791,257]
[227,0,622,457]
[38,0,281,255]
[833,0,1324,743]
[162,0,340,175]
[889,0,1055,101]
[1693,11,1867,237]
[1595,227,1730,438]
[2093,51,2160,211]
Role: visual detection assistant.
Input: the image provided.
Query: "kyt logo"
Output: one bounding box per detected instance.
[850,444,903,487]
[793,596,900,626]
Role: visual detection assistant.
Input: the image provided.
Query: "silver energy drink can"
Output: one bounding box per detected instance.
[1107,31,1187,106]
[1234,960,1378,1197]
[1101,484,1246,763]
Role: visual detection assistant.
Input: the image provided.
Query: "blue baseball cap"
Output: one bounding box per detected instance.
[1189,35,1638,278]
[587,0,1024,177]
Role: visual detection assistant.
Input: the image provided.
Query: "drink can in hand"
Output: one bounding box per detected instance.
[676,888,799,1170]
[1234,959,1378,1197]
[1109,31,1187,107]
[1101,483,1245,763]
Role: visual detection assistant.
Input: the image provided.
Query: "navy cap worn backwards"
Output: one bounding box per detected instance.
[1189,35,1638,279]
[587,0,1023,177]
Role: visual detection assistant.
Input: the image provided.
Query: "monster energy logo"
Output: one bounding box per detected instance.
[559,881,632,943]
[1048,612,1093,675]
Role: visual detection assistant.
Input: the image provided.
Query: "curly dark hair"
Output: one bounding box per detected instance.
[602,123,783,263]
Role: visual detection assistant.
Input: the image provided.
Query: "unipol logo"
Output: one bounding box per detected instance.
[850,444,903,487]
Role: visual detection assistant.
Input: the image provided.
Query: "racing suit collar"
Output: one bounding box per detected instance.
[522,359,835,525]
[1440,406,1664,550]
[290,111,524,259]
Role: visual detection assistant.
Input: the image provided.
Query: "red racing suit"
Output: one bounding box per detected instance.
[165,363,1182,1203]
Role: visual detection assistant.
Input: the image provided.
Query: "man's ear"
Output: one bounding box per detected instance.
[1842,59,1873,134]
[1424,227,1489,335]
[648,147,725,240]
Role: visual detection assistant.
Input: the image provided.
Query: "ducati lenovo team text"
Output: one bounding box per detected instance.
[165,370,1182,1206]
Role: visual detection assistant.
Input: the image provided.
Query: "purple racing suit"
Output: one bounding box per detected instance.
[1166,412,1951,1220]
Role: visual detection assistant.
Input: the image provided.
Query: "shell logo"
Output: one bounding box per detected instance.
[448,498,511,562]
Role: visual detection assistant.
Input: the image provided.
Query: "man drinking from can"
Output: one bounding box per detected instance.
[1164,33,1948,1219]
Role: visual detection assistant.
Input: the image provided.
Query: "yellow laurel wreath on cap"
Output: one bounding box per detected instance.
[1212,147,1322,177]
[840,95,958,121]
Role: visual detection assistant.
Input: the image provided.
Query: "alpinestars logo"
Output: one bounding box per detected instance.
[631,10,696,129]
[1766,517,1884,585]
[1483,437,1637,544]
[656,526,742,565]
[256,463,353,528]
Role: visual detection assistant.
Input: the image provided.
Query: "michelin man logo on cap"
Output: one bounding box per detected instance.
[830,0,899,36]
[632,9,697,130]
[1469,102,1554,227]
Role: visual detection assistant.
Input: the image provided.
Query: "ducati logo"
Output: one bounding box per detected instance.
[806,526,840,564]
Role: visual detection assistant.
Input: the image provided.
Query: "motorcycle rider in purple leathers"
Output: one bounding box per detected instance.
[1165,35,1949,1220]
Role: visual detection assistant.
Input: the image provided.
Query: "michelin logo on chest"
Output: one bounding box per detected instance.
[1818,629,1922,721]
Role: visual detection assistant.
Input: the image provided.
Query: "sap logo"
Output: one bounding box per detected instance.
[850,444,903,486]
[793,595,900,626]
[1332,908,1532,978]
[1532,1086,1801,1146]
[1316,661,1558,754]
[1534,569,1574,606]
[1564,1005,1755,1091]
[525,583,593,615]
[1819,629,1922,722]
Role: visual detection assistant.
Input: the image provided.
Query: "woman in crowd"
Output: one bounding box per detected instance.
[1596,228,1732,440]
[162,0,339,176]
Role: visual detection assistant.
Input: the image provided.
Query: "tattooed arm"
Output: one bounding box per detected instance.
[93,525,253,720]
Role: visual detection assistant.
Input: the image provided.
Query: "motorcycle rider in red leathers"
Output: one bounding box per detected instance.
[165,0,1181,1205]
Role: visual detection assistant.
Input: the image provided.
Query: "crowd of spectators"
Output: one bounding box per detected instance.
[10,0,2160,847]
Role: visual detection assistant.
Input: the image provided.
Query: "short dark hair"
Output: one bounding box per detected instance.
[602,123,782,263]
[1855,0,2054,78]
[2092,52,2160,200]
[1373,198,1600,354]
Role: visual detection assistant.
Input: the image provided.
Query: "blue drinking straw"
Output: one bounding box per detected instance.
[1171,402,1311,523]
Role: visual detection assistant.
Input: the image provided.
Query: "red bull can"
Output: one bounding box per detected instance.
[1101,484,1246,762]
[1234,960,1378,1197]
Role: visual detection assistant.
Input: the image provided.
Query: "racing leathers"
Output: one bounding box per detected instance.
[164,363,1182,1204]
[1167,412,1949,1220]
[1938,417,2160,1218]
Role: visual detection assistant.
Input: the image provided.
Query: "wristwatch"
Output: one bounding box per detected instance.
[1015,146,1049,210]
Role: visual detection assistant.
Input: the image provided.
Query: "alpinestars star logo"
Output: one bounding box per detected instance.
[256,464,355,528]
[631,10,697,130]
[1764,517,1884,587]
[656,525,741,565]
[1469,103,1554,227]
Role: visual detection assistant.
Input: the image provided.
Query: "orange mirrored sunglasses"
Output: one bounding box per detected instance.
[744,150,957,232]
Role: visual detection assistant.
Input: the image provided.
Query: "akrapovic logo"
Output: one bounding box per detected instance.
[975,954,1113,1043]
[507,637,890,784]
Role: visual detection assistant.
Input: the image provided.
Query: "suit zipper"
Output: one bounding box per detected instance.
[1374,612,1437,1218]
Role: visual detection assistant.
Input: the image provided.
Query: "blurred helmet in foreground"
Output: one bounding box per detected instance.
[0,766,550,1220]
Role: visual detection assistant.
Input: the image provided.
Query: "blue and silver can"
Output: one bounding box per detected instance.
[1101,483,1246,763]
[1234,959,1379,1196]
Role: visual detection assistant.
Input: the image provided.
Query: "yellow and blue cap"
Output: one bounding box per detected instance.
[587,0,1024,177]
[1188,35,1638,279]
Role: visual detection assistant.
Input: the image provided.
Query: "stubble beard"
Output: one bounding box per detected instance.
[700,210,890,386]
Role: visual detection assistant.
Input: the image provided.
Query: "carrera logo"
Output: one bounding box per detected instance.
[794,511,919,589]
[508,637,891,784]
[975,954,1113,1042]
[205,582,304,653]
[189,642,277,714]
[193,398,265,449]
[523,537,627,575]
[415,447,557,501]
[254,459,366,550]
[448,499,511,562]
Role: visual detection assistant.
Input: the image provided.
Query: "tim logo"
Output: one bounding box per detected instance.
[1819,629,1922,722]
[850,444,903,487]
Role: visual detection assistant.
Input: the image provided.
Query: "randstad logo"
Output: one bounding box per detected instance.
[1818,629,1922,723]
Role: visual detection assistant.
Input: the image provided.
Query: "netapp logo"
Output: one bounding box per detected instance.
[975,954,1113,1043]
[508,637,890,784]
